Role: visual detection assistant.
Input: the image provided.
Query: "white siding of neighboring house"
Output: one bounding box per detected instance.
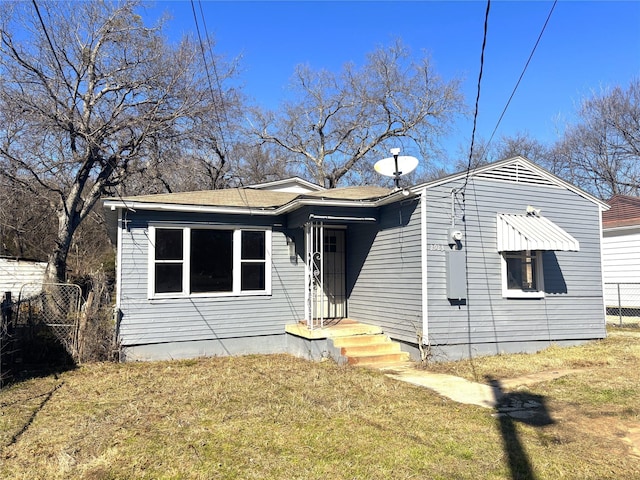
[602,227,640,308]
[0,258,47,299]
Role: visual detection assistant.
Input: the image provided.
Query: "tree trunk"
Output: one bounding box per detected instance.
[46,209,79,283]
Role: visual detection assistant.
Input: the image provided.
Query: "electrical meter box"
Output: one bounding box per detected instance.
[446,249,467,300]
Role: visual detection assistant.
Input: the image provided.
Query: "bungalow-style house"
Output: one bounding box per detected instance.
[104,156,609,364]
[602,195,640,314]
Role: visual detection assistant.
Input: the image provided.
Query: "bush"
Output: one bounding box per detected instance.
[76,268,118,363]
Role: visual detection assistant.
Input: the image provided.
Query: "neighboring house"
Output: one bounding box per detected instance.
[0,257,47,300]
[602,195,640,311]
[104,156,609,363]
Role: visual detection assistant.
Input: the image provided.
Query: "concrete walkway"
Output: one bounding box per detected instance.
[381,365,501,408]
[380,364,582,409]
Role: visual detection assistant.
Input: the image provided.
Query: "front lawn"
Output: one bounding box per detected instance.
[1,331,639,479]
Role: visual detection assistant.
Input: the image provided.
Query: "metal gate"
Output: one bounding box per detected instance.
[0,283,82,384]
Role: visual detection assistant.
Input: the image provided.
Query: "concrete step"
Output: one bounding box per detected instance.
[325,323,383,338]
[285,319,382,340]
[347,351,412,367]
[340,341,401,357]
[329,330,412,367]
[331,334,391,348]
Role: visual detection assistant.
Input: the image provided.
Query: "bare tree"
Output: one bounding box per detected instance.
[551,79,640,198]
[232,144,297,186]
[0,177,56,260]
[448,131,552,175]
[253,40,464,188]
[0,1,232,281]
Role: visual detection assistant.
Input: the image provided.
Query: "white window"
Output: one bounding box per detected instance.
[149,226,271,298]
[501,250,544,298]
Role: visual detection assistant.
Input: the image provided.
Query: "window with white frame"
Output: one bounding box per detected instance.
[501,250,544,298]
[150,226,271,297]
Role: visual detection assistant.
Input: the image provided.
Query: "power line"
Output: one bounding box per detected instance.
[460,0,491,370]
[462,0,491,192]
[31,0,67,88]
[479,0,558,162]
[190,0,229,167]
[189,0,254,212]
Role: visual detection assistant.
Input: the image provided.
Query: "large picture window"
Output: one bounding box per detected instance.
[501,250,544,298]
[151,226,270,297]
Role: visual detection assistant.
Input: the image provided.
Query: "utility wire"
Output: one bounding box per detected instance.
[462,0,491,193]
[190,0,230,172]
[32,0,72,102]
[196,0,233,134]
[478,0,558,162]
[190,0,253,212]
[461,0,491,371]
[31,0,64,75]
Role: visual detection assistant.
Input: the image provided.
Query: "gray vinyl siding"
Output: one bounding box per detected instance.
[424,177,605,348]
[347,199,423,343]
[117,210,305,347]
[115,166,606,357]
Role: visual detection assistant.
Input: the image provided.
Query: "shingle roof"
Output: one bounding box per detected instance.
[119,189,299,208]
[304,186,391,200]
[603,195,640,228]
[116,185,392,209]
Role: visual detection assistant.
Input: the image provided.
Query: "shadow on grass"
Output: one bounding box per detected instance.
[487,376,554,480]
[2,324,76,388]
[4,377,65,447]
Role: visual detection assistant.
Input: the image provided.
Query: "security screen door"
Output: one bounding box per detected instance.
[305,224,346,326]
[320,228,346,318]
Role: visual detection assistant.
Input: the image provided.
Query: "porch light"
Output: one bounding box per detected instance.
[286,235,296,263]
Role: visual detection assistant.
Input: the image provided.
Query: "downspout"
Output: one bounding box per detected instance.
[420,188,429,346]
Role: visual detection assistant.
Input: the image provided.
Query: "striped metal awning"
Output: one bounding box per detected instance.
[497,213,580,252]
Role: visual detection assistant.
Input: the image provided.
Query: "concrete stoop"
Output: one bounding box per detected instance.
[329,331,411,367]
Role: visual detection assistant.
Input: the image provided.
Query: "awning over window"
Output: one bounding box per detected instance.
[497,213,580,252]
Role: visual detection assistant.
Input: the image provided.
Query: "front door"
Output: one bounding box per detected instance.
[305,223,347,327]
[321,229,346,318]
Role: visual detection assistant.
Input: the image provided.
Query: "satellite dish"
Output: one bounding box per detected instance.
[374,150,419,188]
[374,156,419,177]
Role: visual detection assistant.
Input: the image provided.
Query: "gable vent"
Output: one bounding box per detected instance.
[475,162,559,188]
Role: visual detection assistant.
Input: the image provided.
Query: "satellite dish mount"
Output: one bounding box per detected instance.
[374,148,419,189]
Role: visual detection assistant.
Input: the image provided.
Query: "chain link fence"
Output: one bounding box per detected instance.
[605,282,640,326]
[1,283,82,387]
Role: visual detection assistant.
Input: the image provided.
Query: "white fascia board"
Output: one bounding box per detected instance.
[103,196,386,217]
[103,200,279,216]
[374,190,419,206]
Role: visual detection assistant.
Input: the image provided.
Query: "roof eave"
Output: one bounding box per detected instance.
[102,199,282,216]
[102,193,396,216]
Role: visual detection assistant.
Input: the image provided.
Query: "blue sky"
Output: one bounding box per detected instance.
[151,1,640,162]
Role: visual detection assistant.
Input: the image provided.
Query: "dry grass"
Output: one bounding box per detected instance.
[1,331,640,479]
